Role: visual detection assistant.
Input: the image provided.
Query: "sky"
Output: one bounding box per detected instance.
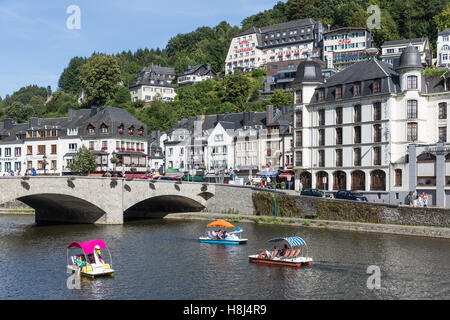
[0,0,277,98]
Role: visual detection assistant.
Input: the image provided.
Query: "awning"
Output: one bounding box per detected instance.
[67,239,106,254]
[268,236,307,248]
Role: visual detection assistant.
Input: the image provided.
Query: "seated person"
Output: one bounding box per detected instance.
[222,231,229,240]
[87,254,95,264]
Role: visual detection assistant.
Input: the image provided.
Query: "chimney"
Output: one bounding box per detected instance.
[3,118,14,130]
[68,108,76,121]
[266,104,274,125]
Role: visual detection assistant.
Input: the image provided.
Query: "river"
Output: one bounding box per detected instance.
[0,214,448,300]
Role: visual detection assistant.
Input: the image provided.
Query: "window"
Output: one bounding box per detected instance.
[69,143,77,152]
[374,146,382,165]
[295,90,302,104]
[373,79,381,93]
[318,150,325,167]
[395,169,402,186]
[5,148,11,157]
[407,75,418,89]
[439,127,447,142]
[89,141,95,150]
[336,128,343,145]
[439,103,447,119]
[51,160,57,170]
[51,144,57,154]
[68,128,78,136]
[295,151,302,167]
[354,126,361,143]
[336,149,343,167]
[295,111,302,127]
[407,123,418,141]
[27,161,33,169]
[215,134,223,142]
[335,86,342,99]
[295,131,303,147]
[354,105,361,122]
[100,124,108,134]
[336,107,343,124]
[353,82,361,96]
[27,146,32,155]
[407,100,418,119]
[354,148,361,166]
[14,147,21,157]
[37,145,45,155]
[319,129,325,146]
[373,102,382,121]
[318,109,325,126]
[318,88,325,102]
[87,125,95,135]
[373,124,382,142]
[37,160,45,170]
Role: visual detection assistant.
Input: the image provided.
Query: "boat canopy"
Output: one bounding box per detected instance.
[67,239,106,254]
[206,220,235,228]
[268,237,307,248]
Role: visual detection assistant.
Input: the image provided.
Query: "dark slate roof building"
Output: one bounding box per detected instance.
[177,64,216,86]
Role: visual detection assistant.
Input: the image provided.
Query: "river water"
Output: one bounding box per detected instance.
[0,214,448,300]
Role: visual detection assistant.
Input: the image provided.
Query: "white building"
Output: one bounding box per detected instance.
[291,45,450,205]
[322,27,373,70]
[177,64,216,87]
[225,19,323,75]
[380,38,431,68]
[437,29,450,69]
[130,65,176,102]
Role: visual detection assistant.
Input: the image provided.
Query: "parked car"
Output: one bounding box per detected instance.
[301,188,327,198]
[335,190,368,202]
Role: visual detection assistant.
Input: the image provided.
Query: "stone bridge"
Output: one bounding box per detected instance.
[0,177,222,224]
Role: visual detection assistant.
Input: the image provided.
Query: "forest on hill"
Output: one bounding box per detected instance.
[1,0,449,132]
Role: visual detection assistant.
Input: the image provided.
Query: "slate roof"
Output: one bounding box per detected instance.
[309,59,401,104]
[382,38,428,47]
[236,19,317,37]
[182,64,216,77]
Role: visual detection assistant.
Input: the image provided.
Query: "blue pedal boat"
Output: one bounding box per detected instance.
[199,219,248,245]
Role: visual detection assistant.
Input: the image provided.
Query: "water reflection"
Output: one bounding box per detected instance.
[0,214,448,300]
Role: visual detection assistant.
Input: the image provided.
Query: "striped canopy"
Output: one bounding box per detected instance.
[268,236,307,248]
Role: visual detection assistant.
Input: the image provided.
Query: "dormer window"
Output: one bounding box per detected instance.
[100,123,108,134]
[407,75,418,89]
[353,82,361,96]
[87,124,95,135]
[118,124,124,134]
[318,88,325,102]
[138,126,145,136]
[373,79,381,93]
[128,126,135,135]
[335,86,342,99]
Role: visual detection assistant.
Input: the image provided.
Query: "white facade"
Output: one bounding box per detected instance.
[380,39,430,66]
[206,123,235,172]
[130,85,176,102]
[0,143,24,176]
[437,30,450,68]
[225,32,264,75]
[323,28,371,69]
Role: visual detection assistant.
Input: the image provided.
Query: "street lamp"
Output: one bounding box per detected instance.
[42,155,47,175]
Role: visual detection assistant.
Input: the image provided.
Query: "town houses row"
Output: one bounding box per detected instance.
[0,107,150,176]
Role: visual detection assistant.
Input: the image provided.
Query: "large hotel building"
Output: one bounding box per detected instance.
[225,19,324,75]
[292,45,450,206]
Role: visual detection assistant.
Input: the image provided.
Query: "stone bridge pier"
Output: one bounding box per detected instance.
[0,177,215,225]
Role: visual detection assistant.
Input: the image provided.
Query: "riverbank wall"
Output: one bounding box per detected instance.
[204,186,450,229]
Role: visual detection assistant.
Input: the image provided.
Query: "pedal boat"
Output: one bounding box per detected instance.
[249,236,312,268]
[66,239,114,278]
[199,220,248,245]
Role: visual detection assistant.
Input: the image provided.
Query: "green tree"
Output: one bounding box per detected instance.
[58,56,87,94]
[270,90,293,108]
[112,86,131,107]
[5,102,35,123]
[80,54,122,106]
[69,145,97,175]
[434,5,450,30]
[46,91,78,115]
[28,95,46,116]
